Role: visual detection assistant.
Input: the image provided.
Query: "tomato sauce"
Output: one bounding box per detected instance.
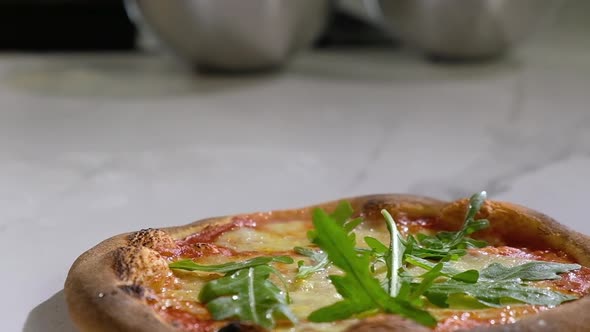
[176,242,236,259]
[395,216,440,237]
[470,246,574,263]
[154,306,216,332]
[435,305,549,332]
[181,216,257,244]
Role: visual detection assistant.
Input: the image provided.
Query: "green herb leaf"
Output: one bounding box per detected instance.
[169,256,294,274]
[294,246,331,279]
[445,191,489,248]
[307,201,360,241]
[465,191,487,221]
[365,236,389,254]
[198,265,297,329]
[406,255,579,308]
[405,255,479,283]
[407,263,444,303]
[364,236,388,273]
[451,270,480,283]
[425,279,578,308]
[479,261,581,282]
[402,191,489,261]
[381,209,404,297]
[307,207,436,327]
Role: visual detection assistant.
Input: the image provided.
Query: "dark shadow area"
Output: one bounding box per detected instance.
[0,2,136,51]
[23,290,78,332]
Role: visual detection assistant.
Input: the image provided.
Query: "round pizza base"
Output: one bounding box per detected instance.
[64,194,590,332]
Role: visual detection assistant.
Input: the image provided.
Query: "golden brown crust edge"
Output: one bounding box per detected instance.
[64,194,590,332]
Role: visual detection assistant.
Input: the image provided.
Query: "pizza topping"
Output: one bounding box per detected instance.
[147,192,588,331]
[168,255,297,329]
[181,216,257,244]
[169,255,294,274]
[155,306,217,332]
[472,246,575,263]
[404,255,480,283]
[478,261,580,282]
[294,247,330,279]
[542,267,590,296]
[402,192,489,261]
[306,201,437,326]
[305,191,581,328]
[381,209,404,297]
[177,242,236,258]
[198,265,297,329]
[425,278,577,308]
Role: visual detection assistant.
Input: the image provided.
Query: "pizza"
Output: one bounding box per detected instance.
[64,192,590,332]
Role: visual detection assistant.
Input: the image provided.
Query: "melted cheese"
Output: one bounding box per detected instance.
[215,224,310,252]
[449,253,530,271]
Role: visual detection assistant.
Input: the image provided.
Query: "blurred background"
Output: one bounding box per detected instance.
[1,0,589,331]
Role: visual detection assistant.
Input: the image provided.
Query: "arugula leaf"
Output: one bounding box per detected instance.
[300,201,361,279]
[403,239,468,260]
[365,236,389,253]
[381,209,404,297]
[452,270,480,284]
[405,255,479,283]
[439,191,490,249]
[425,279,578,308]
[294,246,331,279]
[307,200,361,242]
[364,236,388,274]
[402,191,489,261]
[169,255,294,274]
[479,261,581,282]
[410,260,581,308]
[199,265,297,329]
[407,263,444,304]
[307,207,436,327]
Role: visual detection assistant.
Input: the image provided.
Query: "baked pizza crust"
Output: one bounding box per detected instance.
[64,194,590,332]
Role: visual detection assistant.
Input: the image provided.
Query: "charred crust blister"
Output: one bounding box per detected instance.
[362,199,396,219]
[113,246,169,285]
[118,284,146,298]
[128,228,177,251]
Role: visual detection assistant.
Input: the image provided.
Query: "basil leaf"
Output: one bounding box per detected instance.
[169,255,294,274]
[199,265,297,329]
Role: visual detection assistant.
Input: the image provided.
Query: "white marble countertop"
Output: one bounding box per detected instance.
[3,3,590,332]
